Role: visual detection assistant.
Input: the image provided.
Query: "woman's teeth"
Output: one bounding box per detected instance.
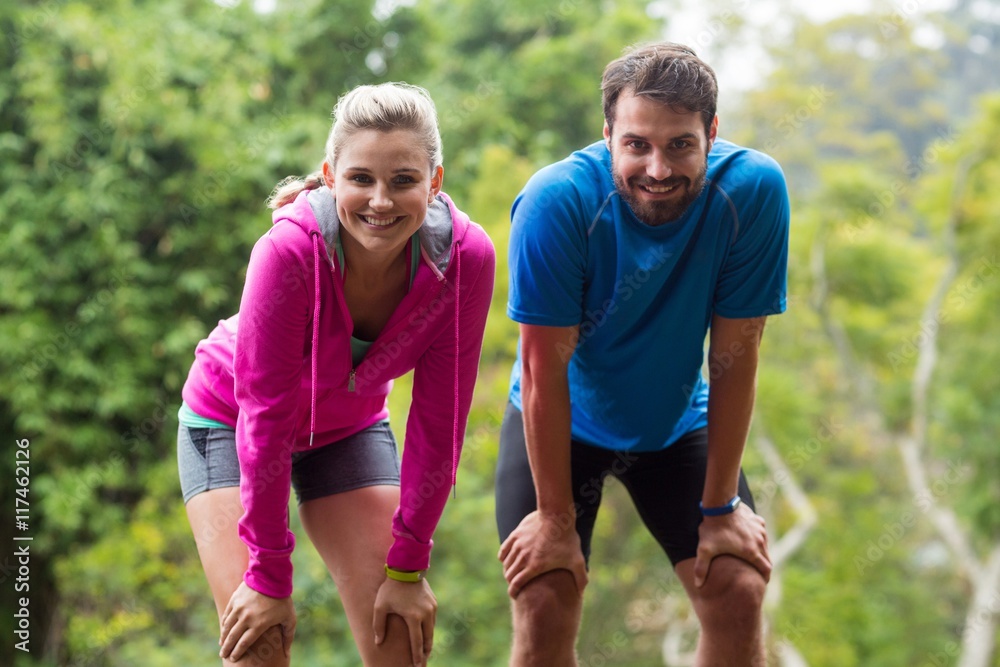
[360,215,400,227]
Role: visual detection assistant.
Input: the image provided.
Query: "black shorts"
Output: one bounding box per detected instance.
[494,403,755,566]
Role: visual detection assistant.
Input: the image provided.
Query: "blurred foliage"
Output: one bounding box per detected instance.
[1,0,999,665]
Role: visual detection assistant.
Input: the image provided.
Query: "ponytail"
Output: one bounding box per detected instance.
[266,170,324,210]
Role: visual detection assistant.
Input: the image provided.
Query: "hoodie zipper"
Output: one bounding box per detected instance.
[342,269,451,393]
[334,238,455,394]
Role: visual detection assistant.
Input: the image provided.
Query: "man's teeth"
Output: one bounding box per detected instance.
[643,184,678,193]
[361,215,399,227]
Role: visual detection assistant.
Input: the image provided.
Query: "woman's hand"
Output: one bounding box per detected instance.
[372,577,437,666]
[219,581,296,661]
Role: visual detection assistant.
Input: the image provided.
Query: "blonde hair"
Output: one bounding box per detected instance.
[267,82,443,209]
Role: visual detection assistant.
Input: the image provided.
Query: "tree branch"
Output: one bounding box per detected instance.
[756,433,818,570]
[956,545,1000,667]
[899,153,984,580]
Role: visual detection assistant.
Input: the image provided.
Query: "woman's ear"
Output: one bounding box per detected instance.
[429,165,444,202]
[322,160,335,190]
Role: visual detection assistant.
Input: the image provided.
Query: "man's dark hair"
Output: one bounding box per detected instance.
[602,42,718,139]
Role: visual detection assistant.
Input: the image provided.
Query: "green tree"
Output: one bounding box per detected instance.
[1,0,387,662]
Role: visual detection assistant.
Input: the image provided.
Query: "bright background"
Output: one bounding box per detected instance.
[2,0,999,664]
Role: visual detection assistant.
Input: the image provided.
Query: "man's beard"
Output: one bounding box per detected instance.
[612,160,708,226]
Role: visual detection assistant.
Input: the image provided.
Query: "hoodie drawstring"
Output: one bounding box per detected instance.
[309,233,322,447]
[451,247,461,498]
[306,212,462,502]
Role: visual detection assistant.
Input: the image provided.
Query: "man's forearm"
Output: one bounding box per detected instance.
[703,352,759,507]
[521,371,575,516]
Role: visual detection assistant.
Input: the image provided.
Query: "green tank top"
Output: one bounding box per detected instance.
[340,235,420,366]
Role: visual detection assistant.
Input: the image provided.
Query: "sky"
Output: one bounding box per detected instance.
[240,0,962,103]
[656,0,958,103]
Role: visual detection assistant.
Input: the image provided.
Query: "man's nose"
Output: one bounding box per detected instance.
[646,152,673,182]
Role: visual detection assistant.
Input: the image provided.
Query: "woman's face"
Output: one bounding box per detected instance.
[324,129,443,259]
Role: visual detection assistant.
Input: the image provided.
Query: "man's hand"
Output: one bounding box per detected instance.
[219,581,296,661]
[373,577,437,667]
[498,509,588,598]
[692,502,771,588]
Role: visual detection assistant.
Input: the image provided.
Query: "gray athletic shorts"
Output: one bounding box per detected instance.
[177,421,401,504]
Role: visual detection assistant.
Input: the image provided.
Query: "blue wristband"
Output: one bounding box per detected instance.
[700,495,742,517]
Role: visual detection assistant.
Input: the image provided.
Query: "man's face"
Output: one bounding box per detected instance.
[605,91,717,226]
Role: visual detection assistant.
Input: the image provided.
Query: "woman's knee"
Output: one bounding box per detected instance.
[224,625,290,667]
[363,613,415,666]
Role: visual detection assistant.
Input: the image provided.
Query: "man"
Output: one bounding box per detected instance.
[496,42,789,666]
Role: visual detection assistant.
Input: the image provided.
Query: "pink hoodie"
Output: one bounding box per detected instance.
[181,187,495,598]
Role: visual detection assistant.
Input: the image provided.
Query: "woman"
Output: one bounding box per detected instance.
[177,82,495,666]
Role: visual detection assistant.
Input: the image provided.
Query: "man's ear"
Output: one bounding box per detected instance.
[603,121,611,144]
[707,115,719,151]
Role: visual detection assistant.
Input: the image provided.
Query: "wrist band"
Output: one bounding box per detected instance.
[384,565,426,583]
[700,495,742,517]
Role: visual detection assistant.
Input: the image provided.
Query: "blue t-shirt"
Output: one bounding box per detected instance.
[507,139,789,452]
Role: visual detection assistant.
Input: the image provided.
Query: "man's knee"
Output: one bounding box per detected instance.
[511,570,582,663]
[691,558,766,626]
[513,569,583,629]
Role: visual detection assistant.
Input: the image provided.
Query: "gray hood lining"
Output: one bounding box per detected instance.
[307,187,454,275]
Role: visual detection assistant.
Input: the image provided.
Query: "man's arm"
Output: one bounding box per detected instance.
[693,314,772,588]
[498,323,588,598]
[522,324,577,517]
